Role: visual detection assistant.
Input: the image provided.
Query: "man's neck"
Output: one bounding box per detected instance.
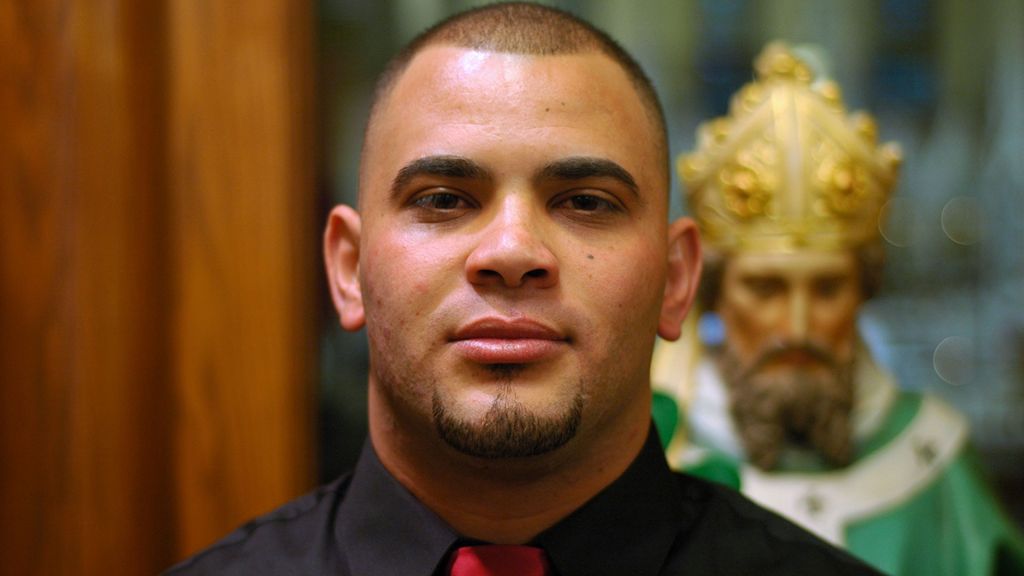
[367,388,650,544]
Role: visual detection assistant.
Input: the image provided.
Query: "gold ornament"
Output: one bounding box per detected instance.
[679,42,903,252]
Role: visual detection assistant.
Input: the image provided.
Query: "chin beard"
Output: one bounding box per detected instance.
[720,344,855,471]
[432,368,584,459]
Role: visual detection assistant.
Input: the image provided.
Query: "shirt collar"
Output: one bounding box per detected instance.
[336,427,694,576]
[534,428,696,576]
[336,442,459,576]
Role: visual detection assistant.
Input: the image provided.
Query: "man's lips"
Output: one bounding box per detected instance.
[450,318,568,364]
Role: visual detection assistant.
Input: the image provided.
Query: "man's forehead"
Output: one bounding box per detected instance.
[402,46,532,88]
[361,44,665,195]
[380,45,641,114]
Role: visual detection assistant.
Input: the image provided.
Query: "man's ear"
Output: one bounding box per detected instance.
[658,217,702,341]
[324,205,365,331]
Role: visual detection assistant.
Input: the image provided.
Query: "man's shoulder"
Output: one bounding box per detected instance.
[671,471,885,575]
[162,474,353,575]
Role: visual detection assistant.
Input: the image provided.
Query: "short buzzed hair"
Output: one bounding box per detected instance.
[364,2,668,182]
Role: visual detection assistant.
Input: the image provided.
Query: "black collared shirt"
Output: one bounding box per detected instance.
[165,429,883,575]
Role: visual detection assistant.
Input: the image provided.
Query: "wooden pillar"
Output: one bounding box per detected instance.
[1,1,174,573]
[1,0,317,573]
[167,0,317,559]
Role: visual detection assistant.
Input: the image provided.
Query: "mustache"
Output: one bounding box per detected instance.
[738,341,839,381]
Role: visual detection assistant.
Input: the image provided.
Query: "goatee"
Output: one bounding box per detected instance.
[432,368,584,459]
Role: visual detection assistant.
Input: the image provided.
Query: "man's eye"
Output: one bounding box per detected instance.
[558,194,619,213]
[412,192,467,210]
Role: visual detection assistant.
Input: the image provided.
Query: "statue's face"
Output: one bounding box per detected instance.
[717,250,864,376]
[716,249,864,469]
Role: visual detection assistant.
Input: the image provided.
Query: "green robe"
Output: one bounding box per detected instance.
[651,342,1024,576]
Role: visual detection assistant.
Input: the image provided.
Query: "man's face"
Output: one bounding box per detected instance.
[340,46,693,458]
[715,250,864,469]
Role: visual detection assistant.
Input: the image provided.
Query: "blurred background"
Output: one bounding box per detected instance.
[3,0,1021,574]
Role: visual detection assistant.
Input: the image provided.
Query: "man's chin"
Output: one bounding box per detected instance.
[432,389,585,459]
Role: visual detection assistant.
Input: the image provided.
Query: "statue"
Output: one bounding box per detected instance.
[652,42,1024,576]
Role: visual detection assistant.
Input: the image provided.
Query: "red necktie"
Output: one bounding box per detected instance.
[447,545,553,576]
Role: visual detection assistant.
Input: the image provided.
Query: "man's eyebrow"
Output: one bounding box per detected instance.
[390,155,490,198]
[537,157,639,197]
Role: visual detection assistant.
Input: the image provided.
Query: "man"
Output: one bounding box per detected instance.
[652,43,1024,576]
[167,6,880,575]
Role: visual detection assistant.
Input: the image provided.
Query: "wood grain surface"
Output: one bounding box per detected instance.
[1,1,317,573]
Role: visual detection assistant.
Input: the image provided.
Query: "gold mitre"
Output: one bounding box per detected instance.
[679,42,902,253]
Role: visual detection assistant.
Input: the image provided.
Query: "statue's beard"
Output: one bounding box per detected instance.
[720,343,855,471]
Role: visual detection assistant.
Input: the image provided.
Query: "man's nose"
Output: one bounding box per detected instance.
[465,198,559,289]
